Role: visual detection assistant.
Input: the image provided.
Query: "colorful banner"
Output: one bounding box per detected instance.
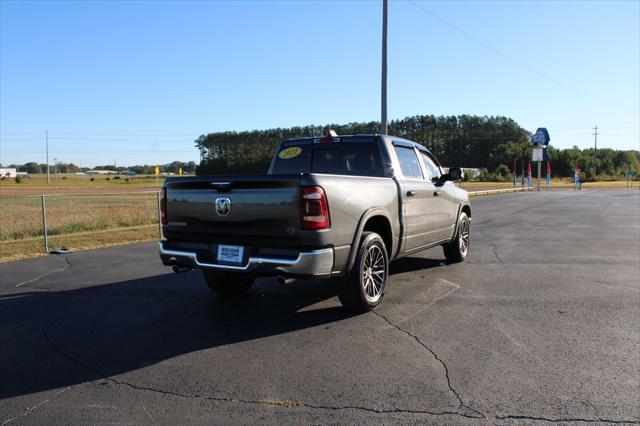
[546,162,551,186]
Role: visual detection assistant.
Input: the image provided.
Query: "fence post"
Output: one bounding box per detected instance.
[41,195,49,253]
[156,192,163,239]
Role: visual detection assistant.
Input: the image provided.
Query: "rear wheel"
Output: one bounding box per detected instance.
[339,232,388,312]
[203,270,255,297]
[443,212,470,263]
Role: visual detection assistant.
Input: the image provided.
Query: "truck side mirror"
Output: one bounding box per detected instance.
[448,167,462,181]
[436,167,462,186]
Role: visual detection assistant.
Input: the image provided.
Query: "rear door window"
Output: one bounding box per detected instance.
[394,146,423,179]
[272,142,385,177]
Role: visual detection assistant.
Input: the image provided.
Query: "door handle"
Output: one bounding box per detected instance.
[406,190,417,197]
[433,190,441,197]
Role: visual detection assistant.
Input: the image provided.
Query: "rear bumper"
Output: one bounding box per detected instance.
[158,242,334,278]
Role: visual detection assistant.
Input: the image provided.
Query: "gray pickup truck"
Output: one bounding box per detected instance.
[159,134,470,311]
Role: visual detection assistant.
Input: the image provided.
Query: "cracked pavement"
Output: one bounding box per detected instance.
[1,189,638,424]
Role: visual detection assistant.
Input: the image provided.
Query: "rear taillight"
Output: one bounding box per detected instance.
[301,186,330,230]
[160,188,168,225]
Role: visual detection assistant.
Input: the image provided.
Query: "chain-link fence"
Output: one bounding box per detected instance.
[0,192,161,260]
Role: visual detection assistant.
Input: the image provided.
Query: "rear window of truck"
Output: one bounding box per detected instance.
[271,142,386,177]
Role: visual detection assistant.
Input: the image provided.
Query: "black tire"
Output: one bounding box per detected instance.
[339,232,388,312]
[203,270,254,297]
[443,212,470,263]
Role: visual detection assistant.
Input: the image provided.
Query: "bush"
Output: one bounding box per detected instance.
[90,177,95,182]
[113,175,121,180]
[495,164,511,178]
[15,175,23,183]
[124,178,130,183]
[62,176,67,180]
[105,177,110,181]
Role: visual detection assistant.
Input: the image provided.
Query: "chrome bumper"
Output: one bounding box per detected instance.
[158,242,334,277]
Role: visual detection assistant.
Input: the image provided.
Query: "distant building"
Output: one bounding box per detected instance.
[0,168,17,178]
[119,170,137,175]
[86,170,117,175]
[462,168,480,178]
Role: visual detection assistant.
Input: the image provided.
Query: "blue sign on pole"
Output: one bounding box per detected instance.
[531,128,551,147]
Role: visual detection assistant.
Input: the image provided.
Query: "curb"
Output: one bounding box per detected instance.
[468,188,529,197]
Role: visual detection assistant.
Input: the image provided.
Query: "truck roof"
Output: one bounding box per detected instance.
[281,134,430,152]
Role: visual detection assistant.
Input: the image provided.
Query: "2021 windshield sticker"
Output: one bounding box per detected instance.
[278,146,302,159]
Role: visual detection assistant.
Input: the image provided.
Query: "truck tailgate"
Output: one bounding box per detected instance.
[165,175,301,239]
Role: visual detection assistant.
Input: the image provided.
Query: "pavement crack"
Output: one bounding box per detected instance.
[42,332,482,420]
[371,311,485,419]
[487,240,503,264]
[15,255,72,288]
[479,230,503,264]
[494,413,639,424]
[43,331,638,424]
[1,387,71,425]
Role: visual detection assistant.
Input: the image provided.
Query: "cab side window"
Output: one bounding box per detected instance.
[394,147,423,179]
[421,152,441,182]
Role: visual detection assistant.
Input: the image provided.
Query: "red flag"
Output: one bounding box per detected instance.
[527,162,532,176]
[547,162,551,175]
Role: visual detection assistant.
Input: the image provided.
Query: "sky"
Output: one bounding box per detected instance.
[1,0,639,168]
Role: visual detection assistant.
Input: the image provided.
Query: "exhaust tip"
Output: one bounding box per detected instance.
[276,276,295,285]
[172,265,190,273]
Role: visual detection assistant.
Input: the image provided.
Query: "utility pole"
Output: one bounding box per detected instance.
[592,125,599,176]
[380,0,388,135]
[45,130,51,184]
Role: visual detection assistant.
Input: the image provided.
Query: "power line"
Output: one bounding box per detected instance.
[599,133,640,138]
[3,150,198,154]
[47,137,195,142]
[406,0,584,94]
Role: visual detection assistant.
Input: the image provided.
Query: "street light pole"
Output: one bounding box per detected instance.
[45,130,51,184]
[380,0,388,135]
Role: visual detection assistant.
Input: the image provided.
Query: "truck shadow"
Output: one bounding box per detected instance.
[0,272,349,399]
[0,255,444,400]
[389,256,446,275]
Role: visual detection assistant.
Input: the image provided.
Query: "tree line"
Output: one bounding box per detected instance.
[4,161,197,175]
[195,115,639,178]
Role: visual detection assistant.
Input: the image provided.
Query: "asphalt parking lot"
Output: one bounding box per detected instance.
[1,189,638,425]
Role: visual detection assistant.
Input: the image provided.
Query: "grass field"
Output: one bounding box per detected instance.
[0,174,636,261]
[0,174,165,195]
[0,192,160,261]
[460,179,638,190]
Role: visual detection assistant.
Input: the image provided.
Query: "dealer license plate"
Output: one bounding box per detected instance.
[217,245,244,264]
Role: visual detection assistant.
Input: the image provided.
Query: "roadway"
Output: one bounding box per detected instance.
[1,189,638,424]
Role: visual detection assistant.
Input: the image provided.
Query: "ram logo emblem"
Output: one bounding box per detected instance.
[215,197,231,216]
